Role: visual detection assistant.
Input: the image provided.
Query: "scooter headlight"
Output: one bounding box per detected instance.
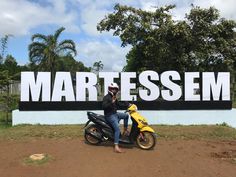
[128,104,138,112]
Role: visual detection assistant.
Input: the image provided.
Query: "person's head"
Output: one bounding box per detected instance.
[108,82,119,96]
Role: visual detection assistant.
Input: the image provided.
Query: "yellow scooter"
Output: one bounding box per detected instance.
[84,104,157,150]
[126,104,156,149]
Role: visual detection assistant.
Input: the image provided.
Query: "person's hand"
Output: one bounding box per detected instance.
[112,96,117,103]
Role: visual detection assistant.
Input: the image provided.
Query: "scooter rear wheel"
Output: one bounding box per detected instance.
[84,124,102,145]
[136,131,156,150]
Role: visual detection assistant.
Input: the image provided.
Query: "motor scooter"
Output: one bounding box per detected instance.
[84,104,156,150]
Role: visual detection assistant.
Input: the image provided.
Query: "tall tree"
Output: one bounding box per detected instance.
[0,34,13,64]
[97,4,236,73]
[3,55,19,76]
[28,27,77,77]
[98,4,236,100]
[92,60,104,73]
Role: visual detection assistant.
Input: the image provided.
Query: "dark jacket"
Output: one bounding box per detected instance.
[102,92,129,116]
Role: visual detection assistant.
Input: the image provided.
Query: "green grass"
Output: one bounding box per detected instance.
[0,124,84,140]
[154,124,236,140]
[0,124,236,140]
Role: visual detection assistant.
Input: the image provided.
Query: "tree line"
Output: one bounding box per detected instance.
[0,28,93,124]
[97,4,236,101]
[1,3,236,124]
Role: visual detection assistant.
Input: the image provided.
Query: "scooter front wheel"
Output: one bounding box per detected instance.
[84,124,102,145]
[136,131,156,150]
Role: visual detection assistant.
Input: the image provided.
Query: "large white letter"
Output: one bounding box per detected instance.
[51,72,75,101]
[99,72,119,95]
[21,72,51,101]
[120,72,136,101]
[76,72,97,101]
[184,72,200,101]
[202,72,230,101]
[139,71,160,101]
[161,71,181,101]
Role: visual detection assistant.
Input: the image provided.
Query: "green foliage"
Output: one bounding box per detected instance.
[0,35,13,64]
[1,55,22,79]
[0,70,19,124]
[28,27,77,75]
[92,60,104,72]
[56,55,91,72]
[98,4,236,101]
[233,100,236,108]
[97,4,236,74]
[0,94,19,111]
[217,122,230,127]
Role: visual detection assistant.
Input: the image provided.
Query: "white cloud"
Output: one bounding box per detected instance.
[2,0,234,37]
[139,0,236,21]
[1,0,236,71]
[80,5,110,36]
[193,0,236,20]
[77,0,140,36]
[1,0,235,37]
[0,0,80,36]
[77,40,131,71]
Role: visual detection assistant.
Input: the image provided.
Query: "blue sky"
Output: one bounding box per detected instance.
[1,0,236,71]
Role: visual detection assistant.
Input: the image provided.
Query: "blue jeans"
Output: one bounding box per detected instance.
[105,112,129,144]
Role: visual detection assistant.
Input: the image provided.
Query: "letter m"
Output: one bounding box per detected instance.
[21,72,51,101]
[203,72,230,101]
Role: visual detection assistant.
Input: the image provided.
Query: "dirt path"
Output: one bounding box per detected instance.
[0,138,236,177]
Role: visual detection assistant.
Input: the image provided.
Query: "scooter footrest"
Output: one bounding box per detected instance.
[119,139,132,144]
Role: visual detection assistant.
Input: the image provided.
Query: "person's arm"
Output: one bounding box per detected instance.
[102,95,113,110]
[116,100,130,110]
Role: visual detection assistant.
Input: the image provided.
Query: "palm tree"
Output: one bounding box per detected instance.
[92,60,104,73]
[28,27,77,77]
[0,34,13,64]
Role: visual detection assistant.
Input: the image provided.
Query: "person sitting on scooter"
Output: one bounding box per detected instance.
[102,82,130,153]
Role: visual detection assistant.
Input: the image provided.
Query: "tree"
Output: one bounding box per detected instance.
[92,60,104,73]
[0,34,13,64]
[3,55,20,75]
[56,55,91,72]
[98,4,236,100]
[28,27,77,78]
[97,4,236,73]
[0,70,19,124]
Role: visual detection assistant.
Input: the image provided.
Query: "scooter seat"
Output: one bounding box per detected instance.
[87,112,113,129]
[88,112,106,121]
[95,114,106,121]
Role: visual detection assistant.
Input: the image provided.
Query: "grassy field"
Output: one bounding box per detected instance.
[0,124,235,141]
[0,107,236,141]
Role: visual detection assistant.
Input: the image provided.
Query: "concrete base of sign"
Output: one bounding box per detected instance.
[12,109,236,128]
